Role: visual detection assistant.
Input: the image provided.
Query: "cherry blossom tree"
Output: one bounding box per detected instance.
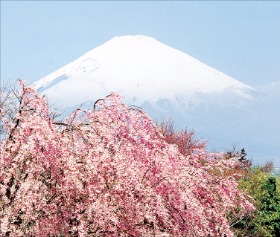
[0,81,254,236]
[157,119,206,157]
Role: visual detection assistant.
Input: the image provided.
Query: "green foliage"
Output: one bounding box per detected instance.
[233,163,280,237]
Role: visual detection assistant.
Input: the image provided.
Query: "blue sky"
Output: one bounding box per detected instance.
[1,1,280,88]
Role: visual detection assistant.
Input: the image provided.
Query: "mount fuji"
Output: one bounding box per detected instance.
[34,35,254,109]
[33,35,279,166]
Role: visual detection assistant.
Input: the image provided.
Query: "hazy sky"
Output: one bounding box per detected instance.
[1,1,280,88]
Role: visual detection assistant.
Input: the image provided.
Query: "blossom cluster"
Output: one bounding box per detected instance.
[0,82,254,236]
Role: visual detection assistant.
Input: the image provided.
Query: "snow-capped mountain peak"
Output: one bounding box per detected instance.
[33,35,254,111]
[31,35,280,169]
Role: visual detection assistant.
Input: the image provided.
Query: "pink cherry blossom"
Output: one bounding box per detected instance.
[0,82,254,236]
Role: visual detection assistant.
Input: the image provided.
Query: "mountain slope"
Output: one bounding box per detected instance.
[33,35,278,166]
[34,35,254,111]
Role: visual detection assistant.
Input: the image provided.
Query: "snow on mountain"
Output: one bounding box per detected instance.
[34,35,276,165]
[33,35,254,112]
